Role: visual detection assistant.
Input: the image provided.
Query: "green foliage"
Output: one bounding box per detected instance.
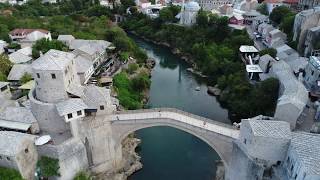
[131,72,151,91]
[32,38,68,58]
[113,72,150,109]
[0,24,11,42]
[127,63,139,74]
[0,167,23,180]
[37,156,60,178]
[219,76,279,119]
[196,10,209,27]
[0,72,7,81]
[105,26,148,63]
[159,7,174,22]
[20,73,33,84]
[260,48,277,58]
[159,6,180,22]
[256,3,268,15]
[74,171,91,180]
[120,51,130,62]
[121,12,278,120]
[0,54,13,76]
[270,6,294,25]
[7,43,21,50]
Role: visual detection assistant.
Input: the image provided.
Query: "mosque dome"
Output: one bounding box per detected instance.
[185,1,200,11]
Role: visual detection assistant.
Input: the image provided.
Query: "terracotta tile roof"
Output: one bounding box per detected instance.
[9,28,49,36]
[264,0,282,3]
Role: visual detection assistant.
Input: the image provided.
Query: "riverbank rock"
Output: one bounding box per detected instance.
[146,58,156,69]
[207,85,221,96]
[215,160,225,180]
[95,136,142,180]
[187,68,208,78]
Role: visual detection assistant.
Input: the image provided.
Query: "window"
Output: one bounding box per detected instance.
[67,113,73,119]
[312,70,314,75]
[65,69,68,74]
[77,110,82,116]
[6,157,10,161]
[85,111,92,116]
[25,148,29,153]
[0,85,7,92]
[51,73,56,79]
[37,73,40,78]
[244,138,247,144]
[100,105,105,110]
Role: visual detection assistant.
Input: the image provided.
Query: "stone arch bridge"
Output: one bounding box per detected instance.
[109,108,240,170]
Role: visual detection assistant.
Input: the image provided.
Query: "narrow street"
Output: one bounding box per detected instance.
[246,26,266,51]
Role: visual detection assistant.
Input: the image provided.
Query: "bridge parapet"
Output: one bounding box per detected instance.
[110,108,240,139]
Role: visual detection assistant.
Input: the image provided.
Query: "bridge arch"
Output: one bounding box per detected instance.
[110,109,239,169]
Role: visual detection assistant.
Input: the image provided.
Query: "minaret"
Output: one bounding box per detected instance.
[179,0,185,24]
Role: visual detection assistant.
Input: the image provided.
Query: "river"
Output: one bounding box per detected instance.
[128,35,230,180]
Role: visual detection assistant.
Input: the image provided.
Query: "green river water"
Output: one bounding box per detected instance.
[128,35,230,180]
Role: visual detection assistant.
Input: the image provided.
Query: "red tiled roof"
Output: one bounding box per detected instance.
[264,0,282,3]
[9,28,49,36]
[283,0,298,4]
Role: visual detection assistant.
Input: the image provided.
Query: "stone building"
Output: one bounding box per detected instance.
[265,29,287,48]
[0,131,38,180]
[227,119,320,180]
[178,1,201,26]
[9,28,52,48]
[228,120,291,180]
[196,0,233,11]
[27,49,118,179]
[271,60,308,129]
[282,132,320,180]
[304,56,320,96]
[57,36,113,84]
[304,26,320,57]
[293,7,320,55]
[299,0,320,10]
[235,0,258,12]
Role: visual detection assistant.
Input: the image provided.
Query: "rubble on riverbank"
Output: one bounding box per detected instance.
[215,160,225,180]
[96,136,142,180]
[207,85,221,96]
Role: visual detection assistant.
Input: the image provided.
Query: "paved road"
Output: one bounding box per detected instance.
[246,26,266,51]
[112,108,240,139]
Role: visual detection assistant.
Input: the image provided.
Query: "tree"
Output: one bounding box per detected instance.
[0,24,11,42]
[74,171,91,180]
[37,156,60,178]
[196,9,209,27]
[256,3,268,15]
[119,51,130,62]
[127,63,139,74]
[131,72,151,91]
[260,48,277,58]
[280,15,295,38]
[0,54,12,76]
[159,7,174,22]
[0,167,23,180]
[32,38,68,58]
[269,6,293,24]
[20,73,33,84]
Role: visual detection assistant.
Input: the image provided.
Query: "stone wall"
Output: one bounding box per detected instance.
[29,89,70,133]
[37,138,88,180]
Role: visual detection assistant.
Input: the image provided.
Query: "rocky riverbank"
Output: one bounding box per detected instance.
[128,31,204,77]
[96,136,142,180]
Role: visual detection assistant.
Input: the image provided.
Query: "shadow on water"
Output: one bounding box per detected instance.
[128,34,230,180]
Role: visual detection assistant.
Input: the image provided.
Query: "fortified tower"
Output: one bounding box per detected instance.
[227,120,291,180]
[32,49,79,103]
